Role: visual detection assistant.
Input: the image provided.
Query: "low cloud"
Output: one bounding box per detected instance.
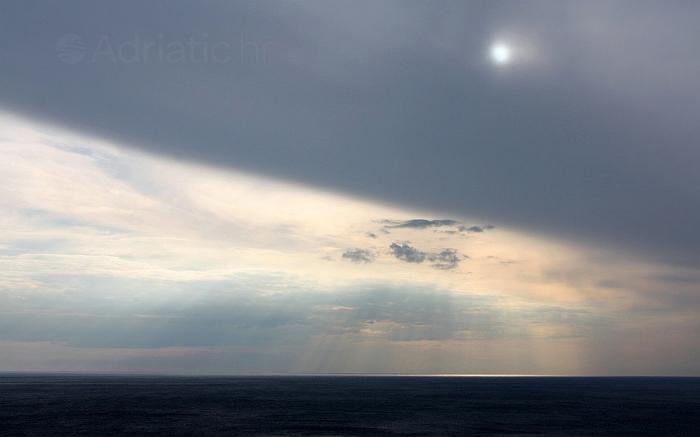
[383,219,458,229]
[390,243,465,269]
[342,248,375,264]
[428,249,464,270]
[390,242,427,263]
[381,219,495,235]
[459,225,495,233]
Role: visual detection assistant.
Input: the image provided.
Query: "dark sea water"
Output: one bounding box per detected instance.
[1,375,699,436]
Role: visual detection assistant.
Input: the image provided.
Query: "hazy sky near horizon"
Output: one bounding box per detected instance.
[1,113,698,374]
[1,1,699,374]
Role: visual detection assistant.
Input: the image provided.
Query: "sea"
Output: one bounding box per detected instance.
[1,375,699,436]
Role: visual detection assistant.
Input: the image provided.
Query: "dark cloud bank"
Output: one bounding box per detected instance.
[2,1,700,264]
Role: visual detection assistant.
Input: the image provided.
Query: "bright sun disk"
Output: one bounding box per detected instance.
[490,42,512,65]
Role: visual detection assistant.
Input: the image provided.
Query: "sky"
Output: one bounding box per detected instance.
[0,1,699,374]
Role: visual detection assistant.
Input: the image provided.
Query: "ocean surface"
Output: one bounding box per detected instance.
[1,375,699,436]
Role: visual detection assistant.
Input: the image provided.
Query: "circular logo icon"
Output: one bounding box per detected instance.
[56,34,86,64]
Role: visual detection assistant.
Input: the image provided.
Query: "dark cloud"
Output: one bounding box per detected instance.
[342,248,375,264]
[389,242,426,264]
[381,219,494,237]
[366,232,377,239]
[1,1,700,264]
[428,249,464,270]
[383,219,458,229]
[439,230,459,235]
[390,243,465,269]
[459,225,495,233]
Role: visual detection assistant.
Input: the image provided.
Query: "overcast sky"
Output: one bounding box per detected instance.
[1,1,699,374]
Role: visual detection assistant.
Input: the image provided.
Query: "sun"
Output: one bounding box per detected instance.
[489,42,512,65]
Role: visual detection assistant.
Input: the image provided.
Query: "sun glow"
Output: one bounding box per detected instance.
[490,42,512,65]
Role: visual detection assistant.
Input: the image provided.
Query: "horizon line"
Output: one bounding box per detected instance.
[1,371,698,378]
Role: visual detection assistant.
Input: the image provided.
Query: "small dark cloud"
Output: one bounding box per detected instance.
[384,219,458,229]
[366,232,377,239]
[459,224,495,233]
[390,242,426,263]
[428,249,464,270]
[390,243,466,269]
[342,248,375,264]
[381,219,494,237]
